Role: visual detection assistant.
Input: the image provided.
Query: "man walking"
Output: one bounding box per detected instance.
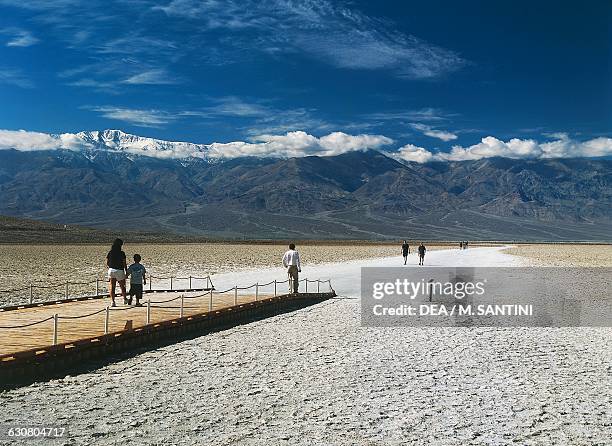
[282,243,301,293]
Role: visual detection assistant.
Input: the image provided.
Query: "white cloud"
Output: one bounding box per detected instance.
[85,106,175,127]
[0,130,58,150]
[185,96,272,118]
[2,28,39,47]
[397,134,612,163]
[2,128,609,164]
[409,123,457,141]
[209,131,393,159]
[66,78,117,91]
[540,133,612,158]
[155,0,465,79]
[440,136,542,161]
[121,69,179,85]
[0,68,33,88]
[319,132,393,154]
[363,107,458,128]
[0,129,89,151]
[0,128,394,160]
[182,99,334,136]
[394,143,434,163]
[0,0,81,10]
[97,35,177,56]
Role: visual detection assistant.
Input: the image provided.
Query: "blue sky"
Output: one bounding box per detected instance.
[0,0,610,161]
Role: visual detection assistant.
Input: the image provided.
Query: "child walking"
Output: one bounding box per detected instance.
[126,254,147,306]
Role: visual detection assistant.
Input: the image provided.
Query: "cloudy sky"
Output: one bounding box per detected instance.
[0,0,610,161]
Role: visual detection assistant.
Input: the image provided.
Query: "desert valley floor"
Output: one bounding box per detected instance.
[0,245,610,445]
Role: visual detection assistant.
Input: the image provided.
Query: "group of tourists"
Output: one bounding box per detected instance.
[106,238,147,307]
[401,240,427,266]
[104,238,446,307]
[459,240,469,250]
[105,240,304,308]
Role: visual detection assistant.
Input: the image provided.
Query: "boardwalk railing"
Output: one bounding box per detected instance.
[0,275,214,309]
[0,278,334,348]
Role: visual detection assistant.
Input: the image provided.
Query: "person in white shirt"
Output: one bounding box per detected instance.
[282,243,301,293]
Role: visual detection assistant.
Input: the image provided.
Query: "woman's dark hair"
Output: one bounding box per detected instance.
[289,243,296,250]
[111,238,123,251]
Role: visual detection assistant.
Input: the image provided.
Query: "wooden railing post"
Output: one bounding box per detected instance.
[274,280,277,297]
[104,306,110,334]
[52,313,58,345]
[180,295,184,318]
[209,289,213,311]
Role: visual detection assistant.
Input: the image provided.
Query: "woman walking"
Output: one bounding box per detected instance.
[106,238,128,307]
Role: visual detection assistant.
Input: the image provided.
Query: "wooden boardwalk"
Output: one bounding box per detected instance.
[0,290,275,358]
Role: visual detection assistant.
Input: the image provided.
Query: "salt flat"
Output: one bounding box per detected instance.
[210,245,522,295]
[1,247,610,445]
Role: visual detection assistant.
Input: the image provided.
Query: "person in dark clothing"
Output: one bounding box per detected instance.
[106,238,128,307]
[418,243,426,266]
[459,241,463,250]
[401,240,410,265]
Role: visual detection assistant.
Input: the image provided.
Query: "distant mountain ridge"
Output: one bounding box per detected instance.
[0,147,610,240]
[74,130,211,159]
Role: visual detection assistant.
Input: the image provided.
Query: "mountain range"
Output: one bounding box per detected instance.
[0,130,610,241]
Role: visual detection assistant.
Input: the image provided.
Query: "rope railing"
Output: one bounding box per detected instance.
[0,276,215,291]
[0,315,55,329]
[0,274,215,309]
[148,295,184,305]
[0,275,214,290]
[0,275,327,309]
[0,287,30,294]
[57,308,107,320]
[109,305,145,312]
[0,277,333,347]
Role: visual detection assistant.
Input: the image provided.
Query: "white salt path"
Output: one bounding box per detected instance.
[1,247,610,446]
[210,245,524,297]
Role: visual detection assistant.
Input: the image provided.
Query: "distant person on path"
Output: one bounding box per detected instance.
[464,240,469,249]
[401,240,410,265]
[126,254,147,306]
[106,238,127,307]
[459,241,463,250]
[418,243,426,266]
[282,243,301,294]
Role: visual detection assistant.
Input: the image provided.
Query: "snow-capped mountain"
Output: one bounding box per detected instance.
[74,130,211,160]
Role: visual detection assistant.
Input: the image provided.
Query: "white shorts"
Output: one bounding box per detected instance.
[108,268,126,281]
